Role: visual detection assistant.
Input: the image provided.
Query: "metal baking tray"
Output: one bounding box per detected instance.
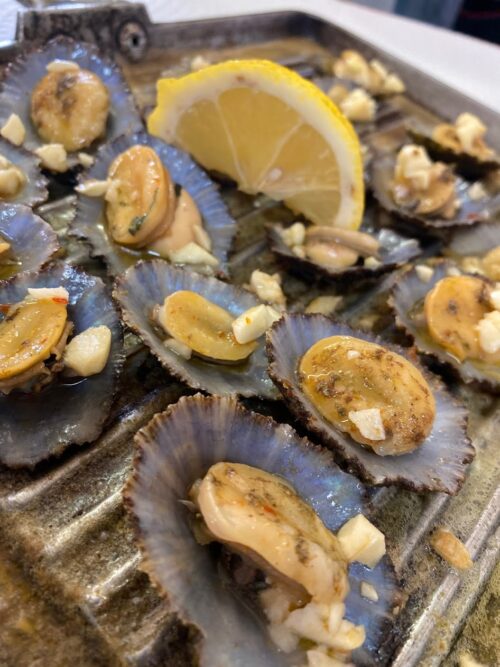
[0,3,498,666]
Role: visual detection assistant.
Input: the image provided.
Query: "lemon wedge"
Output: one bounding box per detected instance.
[148,60,364,229]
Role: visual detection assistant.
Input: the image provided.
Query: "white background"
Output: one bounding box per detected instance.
[1,0,499,112]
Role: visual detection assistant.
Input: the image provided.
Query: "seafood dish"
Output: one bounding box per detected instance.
[0,6,498,667]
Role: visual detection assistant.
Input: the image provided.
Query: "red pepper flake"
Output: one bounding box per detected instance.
[52,297,68,304]
[262,505,276,515]
[0,304,11,313]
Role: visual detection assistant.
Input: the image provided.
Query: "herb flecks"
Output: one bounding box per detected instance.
[128,188,158,236]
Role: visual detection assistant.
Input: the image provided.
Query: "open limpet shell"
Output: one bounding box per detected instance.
[113,260,278,398]
[268,217,420,283]
[266,315,473,493]
[0,36,142,157]
[71,131,236,276]
[370,152,500,230]
[0,137,48,206]
[392,262,500,391]
[447,220,500,259]
[0,262,124,468]
[124,394,399,667]
[407,119,500,179]
[0,204,59,279]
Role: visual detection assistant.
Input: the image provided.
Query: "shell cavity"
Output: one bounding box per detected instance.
[266,314,473,493]
[0,262,124,467]
[114,260,277,398]
[125,394,399,667]
[72,132,236,276]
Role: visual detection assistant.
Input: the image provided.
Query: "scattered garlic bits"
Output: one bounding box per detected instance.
[76,178,110,197]
[0,155,26,199]
[360,581,379,602]
[249,270,286,307]
[299,335,436,455]
[190,462,368,666]
[232,304,281,344]
[430,527,473,570]
[169,242,218,268]
[424,275,500,363]
[63,325,112,376]
[333,50,405,96]
[328,85,376,123]
[31,62,110,152]
[432,113,495,161]
[78,152,95,168]
[156,290,257,363]
[392,145,459,219]
[35,144,68,172]
[0,114,26,146]
[415,264,434,283]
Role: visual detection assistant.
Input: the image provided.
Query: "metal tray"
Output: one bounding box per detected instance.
[0,4,498,666]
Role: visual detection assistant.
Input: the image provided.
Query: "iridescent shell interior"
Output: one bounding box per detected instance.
[114,259,278,398]
[392,262,500,390]
[266,314,474,493]
[0,36,142,154]
[0,262,124,468]
[0,203,59,279]
[447,220,500,258]
[268,208,421,283]
[0,137,48,206]
[370,152,500,230]
[72,131,237,276]
[125,394,399,667]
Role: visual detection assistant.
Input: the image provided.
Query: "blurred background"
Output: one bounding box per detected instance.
[356,0,500,43]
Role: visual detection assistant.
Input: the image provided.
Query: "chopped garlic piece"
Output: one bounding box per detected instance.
[63,325,111,377]
[284,602,337,647]
[458,653,487,667]
[0,241,11,256]
[360,581,378,602]
[0,114,26,146]
[369,59,389,82]
[306,648,350,667]
[35,143,68,172]
[468,182,486,201]
[281,222,306,247]
[193,225,212,251]
[415,265,434,283]
[232,304,281,344]
[0,166,25,197]
[261,584,296,625]
[76,179,109,197]
[191,54,210,71]
[27,286,69,302]
[104,178,121,205]
[382,73,405,94]
[477,310,500,354]
[430,527,473,570]
[346,349,360,360]
[163,337,192,359]
[305,295,342,316]
[348,408,385,441]
[489,289,500,310]
[337,514,386,568]
[268,623,298,653]
[333,50,371,89]
[328,619,366,652]
[250,269,286,306]
[394,145,433,191]
[461,256,484,275]
[340,88,376,123]
[364,256,382,269]
[292,244,307,258]
[78,152,95,168]
[447,266,461,277]
[169,241,219,267]
[46,59,80,73]
[455,113,487,155]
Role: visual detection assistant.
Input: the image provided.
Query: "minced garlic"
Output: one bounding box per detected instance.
[0,114,26,146]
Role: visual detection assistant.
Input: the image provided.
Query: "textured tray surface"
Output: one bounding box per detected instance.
[0,5,499,667]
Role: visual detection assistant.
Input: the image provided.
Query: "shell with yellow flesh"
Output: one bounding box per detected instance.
[124,394,399,667]
[0,262,124,468]
[266,315,473,493]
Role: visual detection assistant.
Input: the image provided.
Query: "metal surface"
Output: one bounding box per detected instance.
[0,4,498,667]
